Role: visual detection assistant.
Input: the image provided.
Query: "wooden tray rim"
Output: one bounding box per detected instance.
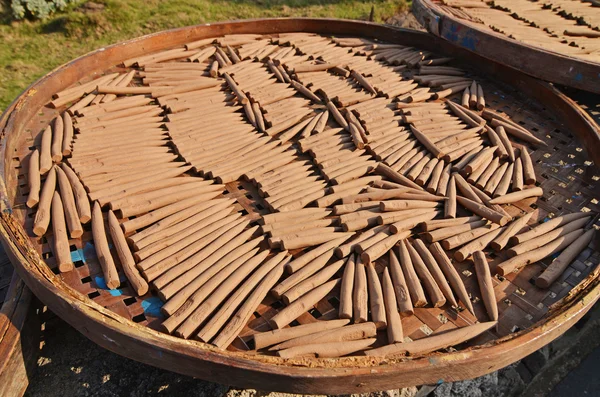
[412,0,600,94]
[0,18,599,393]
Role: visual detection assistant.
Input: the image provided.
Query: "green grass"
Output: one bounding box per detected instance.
[0,0,407,112]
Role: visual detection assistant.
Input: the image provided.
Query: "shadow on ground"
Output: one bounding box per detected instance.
[25,316,229,397]
[550,346,600,397]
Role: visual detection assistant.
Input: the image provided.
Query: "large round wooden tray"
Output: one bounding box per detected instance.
[1,18,599,394]
[412,0,600,94]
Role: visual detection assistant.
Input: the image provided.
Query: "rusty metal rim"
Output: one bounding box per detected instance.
[0,18,599,393]
[412,0,600,94]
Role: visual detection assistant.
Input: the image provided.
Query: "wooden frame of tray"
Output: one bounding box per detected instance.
[412,0,600,94]
[0,18,599,393]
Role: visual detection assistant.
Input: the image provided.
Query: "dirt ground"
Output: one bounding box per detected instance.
[26,315,230,397]
[27,315,420,397]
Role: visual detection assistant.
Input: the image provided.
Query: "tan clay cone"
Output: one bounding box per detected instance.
[51,116,63,163]
[174,250,277,339]
[91,202,119,289]
[507,217,590,257]
[509,212,589,245]
[365,321,496,357]
[26,150,41,208]
[55,166,83,238]
[454,226,505,262]
[282,259,345,304]
[497,229,585,276]
[536,229,596,288]
[473,251,498,321]
[254,319,350,350]
[420,216,481,232]
[490,212,534,251]
[212,262,286,349]
[277,338,376,358]
[444,175,457,219]
[269,278,341,329]
[339,254,356,319]
[441,223,501,250]
[488,187,543,205]
[107,210,148,296]
[388,250,415,315]
[271,322,377,351]
[33,167,57,236]
[39,126,53,175]
[424,220,489,243]
[366,263,387,329]
[50,192,74,272]
[413,239,458,307]
[456,196,510,226]
[160,249,265,325]
[197,253,290,342]
[407,241,445,307]
[429,243,474,314]
[521,148,536,184]
[382,267,404,343]
[60,164,91,223]
[353,258,369,323]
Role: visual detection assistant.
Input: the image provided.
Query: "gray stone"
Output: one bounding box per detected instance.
[451,379,483,397]
[401,387,419,397]
[497,364,526,396]
[515,362,533,384]
[479,372,499,395]
[522,350,548,374]
[433,382,452,397]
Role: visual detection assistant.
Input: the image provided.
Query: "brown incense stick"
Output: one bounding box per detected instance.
[497,229,585,275]
[254,319,350,350]
[353,257,368,323]
[269,278,341,329]
[33,167,57,236]
[382,267,404,343]
[26,150,41,208]
[271,322,377,351]
[407,241,445,307]
[339,254,356,319]
[39,126,53,174]
[413,239,457,307]
[365,321,496,357]
[488,187,543,204]
[55,167,84,238]
[536,229,595,288]
[51,192,74,272]
[472,251,498,321]
[107,210,148,296]
[429,243,474,314]
[366,263,387,329]
[277,338,376,358]
[91,202,119,289]
[389,249,415,315]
